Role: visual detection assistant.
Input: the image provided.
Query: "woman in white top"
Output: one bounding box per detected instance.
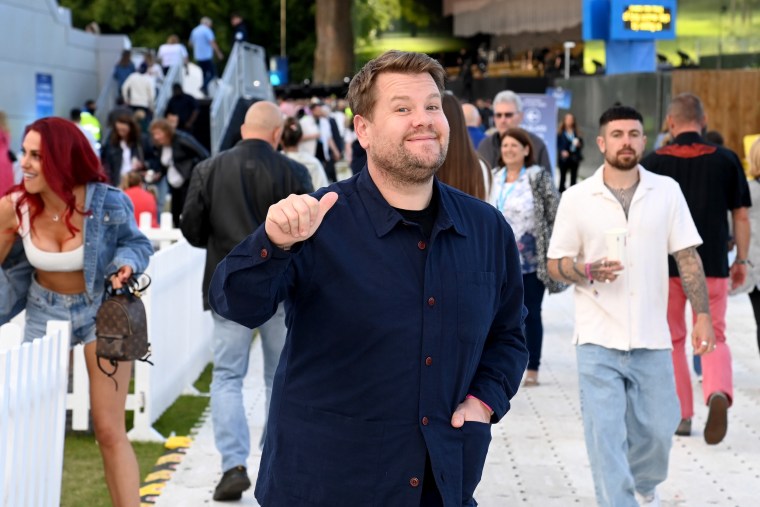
[157,34,189,75]
[489,128,564,386]
[0,117,152,506]
[281,117,329,189]
[101,113,151,187]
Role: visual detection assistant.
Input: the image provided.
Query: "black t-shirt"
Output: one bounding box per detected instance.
[394,188,439,240]
[641,132,751,277]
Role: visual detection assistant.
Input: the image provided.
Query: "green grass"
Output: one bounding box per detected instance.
[60,363,213,507]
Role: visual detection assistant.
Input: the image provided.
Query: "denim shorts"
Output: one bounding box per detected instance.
[24,277,99,347]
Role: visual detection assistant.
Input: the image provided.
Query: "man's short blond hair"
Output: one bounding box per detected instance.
[347,50,446,121]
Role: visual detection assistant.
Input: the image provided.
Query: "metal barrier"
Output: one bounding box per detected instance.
[94,75,119,128]
[154,64,184,120]
[210,42,273,155]
[0,321,71,507]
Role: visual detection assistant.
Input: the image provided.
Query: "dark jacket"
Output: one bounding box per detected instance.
[557,130,584,166]
[209,171,528,506]
[101,133,156,186]
[477,130,551,173]
[154,130,209,181]
[180,139,312,309]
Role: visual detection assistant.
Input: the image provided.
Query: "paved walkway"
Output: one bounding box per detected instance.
[154,289,760,506]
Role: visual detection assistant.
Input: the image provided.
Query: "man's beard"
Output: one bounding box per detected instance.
[605,149,640,170]
[370,131,448,186]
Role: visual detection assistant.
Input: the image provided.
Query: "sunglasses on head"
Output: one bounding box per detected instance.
[495,112,516,119]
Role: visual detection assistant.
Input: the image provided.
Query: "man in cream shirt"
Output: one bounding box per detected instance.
[547,105,714,507]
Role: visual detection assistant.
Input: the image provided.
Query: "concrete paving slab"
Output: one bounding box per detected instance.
[154,289,760,506]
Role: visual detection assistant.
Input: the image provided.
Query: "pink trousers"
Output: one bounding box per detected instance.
[667,277,733,420]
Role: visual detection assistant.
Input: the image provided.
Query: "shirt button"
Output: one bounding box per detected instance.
[425,356,432,366]
[421,416,429,426]
[417,240,426,250]
[409,477,420,488]
[260,248,268,259]
[427,297,435,307]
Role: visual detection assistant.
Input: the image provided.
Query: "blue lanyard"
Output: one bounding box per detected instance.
[565,131,576,152]
[497,167,525,211]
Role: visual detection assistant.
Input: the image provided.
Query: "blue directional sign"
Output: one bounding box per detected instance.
[519,93,557,173]
[609,0,677,40]
[35,73,54,118]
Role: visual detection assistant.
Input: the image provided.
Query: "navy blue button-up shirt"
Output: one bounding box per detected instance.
[210,168,527,507]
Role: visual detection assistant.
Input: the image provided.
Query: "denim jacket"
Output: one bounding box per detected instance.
[0,182,153,322]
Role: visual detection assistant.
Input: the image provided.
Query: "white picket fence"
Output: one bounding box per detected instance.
[4,215,213,446]
[0,321,71,507]
[67,221,213,441]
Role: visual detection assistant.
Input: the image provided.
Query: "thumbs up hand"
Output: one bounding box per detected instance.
[265,192,338,250]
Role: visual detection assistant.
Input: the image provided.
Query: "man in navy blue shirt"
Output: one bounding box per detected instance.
[210,50,528,507]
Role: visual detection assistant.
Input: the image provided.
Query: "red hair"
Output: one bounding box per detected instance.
[13,117,107,236]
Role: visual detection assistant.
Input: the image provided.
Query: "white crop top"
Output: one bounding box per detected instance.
[16,199,85,272]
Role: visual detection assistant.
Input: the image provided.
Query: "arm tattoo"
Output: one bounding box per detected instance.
[673,247,710,314]
[556,257,587,285]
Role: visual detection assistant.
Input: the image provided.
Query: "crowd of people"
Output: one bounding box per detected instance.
[2,46,760,507]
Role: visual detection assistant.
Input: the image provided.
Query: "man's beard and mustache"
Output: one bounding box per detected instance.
[605,146,640,170]
[370,129,449,186]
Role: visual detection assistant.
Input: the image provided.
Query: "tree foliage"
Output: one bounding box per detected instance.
[59,0,316,82]
[58,0,436,83]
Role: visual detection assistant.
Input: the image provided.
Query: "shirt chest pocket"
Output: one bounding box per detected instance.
[102,208,128,226]
[457,271,497,343]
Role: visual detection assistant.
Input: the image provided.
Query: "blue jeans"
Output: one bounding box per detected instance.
[211,305,286,472]
[197,59,216,95]
[24,277,98,346]
[523,272,545,370]
[576,344,680,507]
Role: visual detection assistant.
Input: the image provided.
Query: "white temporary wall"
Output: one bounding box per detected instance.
[0,0,129,150]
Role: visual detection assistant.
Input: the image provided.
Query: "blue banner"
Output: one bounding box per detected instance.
[519,94,558,173]
[606,40,657,74]
[35,73,54,119]
[546,87,573,110]
[583,0,611,40]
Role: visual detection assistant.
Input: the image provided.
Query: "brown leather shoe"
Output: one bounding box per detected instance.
[522,370,539,387]
[675,418,691,436]
[704,392,729,445]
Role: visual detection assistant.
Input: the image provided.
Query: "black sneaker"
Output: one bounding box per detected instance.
[213,466,251,501]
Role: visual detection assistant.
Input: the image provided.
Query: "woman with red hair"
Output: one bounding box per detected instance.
[0,117,153,506]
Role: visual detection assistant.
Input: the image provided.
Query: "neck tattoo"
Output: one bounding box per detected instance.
[604,179,640,218]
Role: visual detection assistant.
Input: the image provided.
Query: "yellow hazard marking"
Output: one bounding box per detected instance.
[140,435,194,503]
[165,435,193,449]
[156,452,184,465]
[139,483,165,496]
[145,470,174,482]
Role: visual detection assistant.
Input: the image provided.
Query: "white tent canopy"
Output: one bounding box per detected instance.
[444,0,583,37]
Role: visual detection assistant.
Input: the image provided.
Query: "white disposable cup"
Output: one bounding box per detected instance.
[604,228,627,262]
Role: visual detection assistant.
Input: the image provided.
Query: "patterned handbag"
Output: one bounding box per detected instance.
[95,273,153,389]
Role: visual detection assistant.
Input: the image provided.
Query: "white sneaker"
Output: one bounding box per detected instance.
[635,489,660,507]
